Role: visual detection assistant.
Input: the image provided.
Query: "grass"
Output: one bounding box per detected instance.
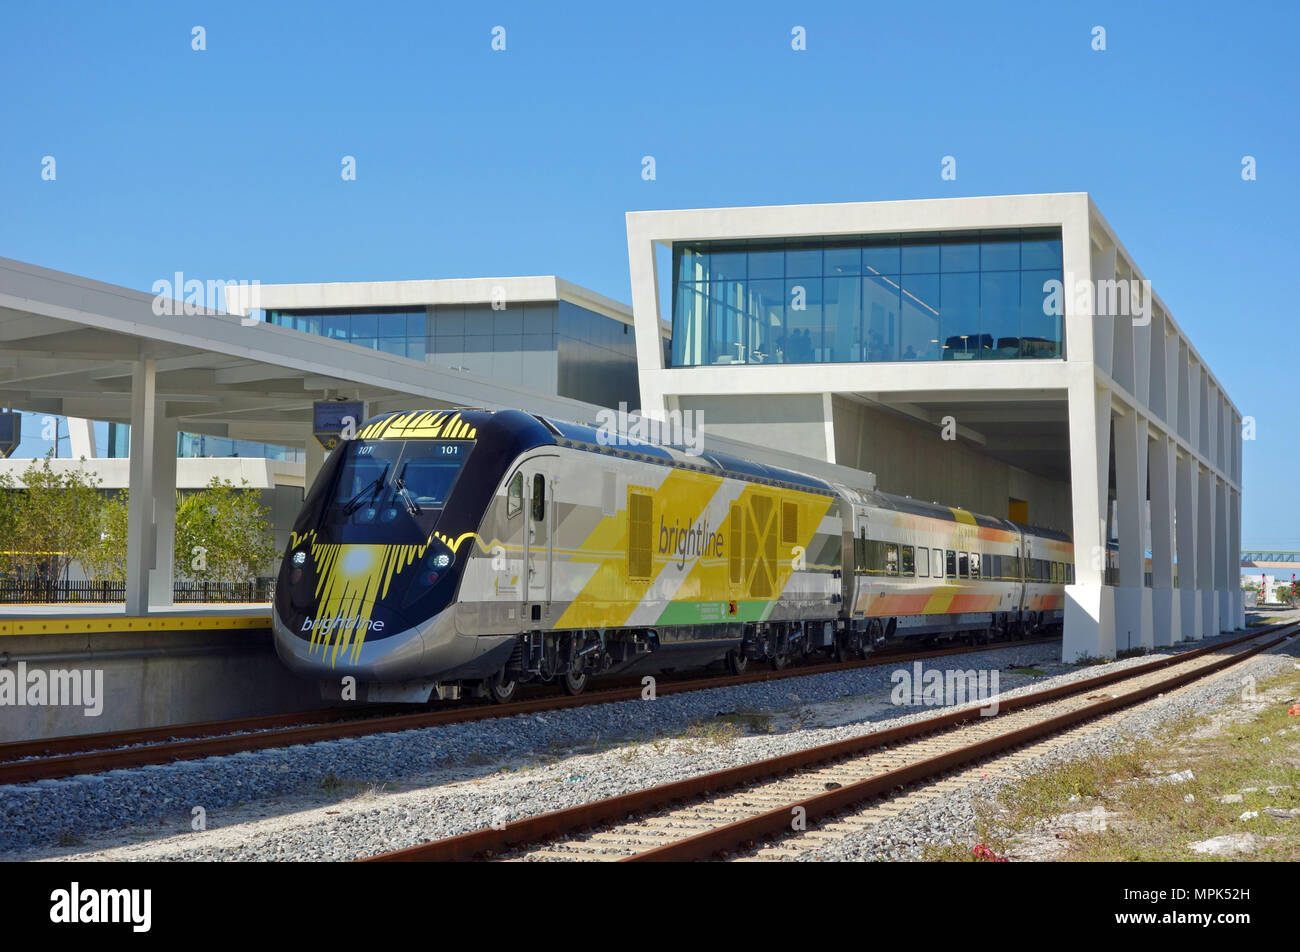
[1070,646,1148,666]
[926,664,1300,861]
[678,719,744,753]
[1070,654,1112,667]
[317,771,389,797]
[713,710,776,733]
[1249,614,1287,627]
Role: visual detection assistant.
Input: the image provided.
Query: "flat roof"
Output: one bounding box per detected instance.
[224,275,671,337]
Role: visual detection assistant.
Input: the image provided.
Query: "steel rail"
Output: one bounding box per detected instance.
[0,636,1060,783]
[363,622,1296,862]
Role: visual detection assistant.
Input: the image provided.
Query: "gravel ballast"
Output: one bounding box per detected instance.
[2,627,1292,861]
[798,637,1300,862]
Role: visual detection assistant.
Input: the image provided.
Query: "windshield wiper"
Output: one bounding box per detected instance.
[393,462,421,515]
[341,463,389,516]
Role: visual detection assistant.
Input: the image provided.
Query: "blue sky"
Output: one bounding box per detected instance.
[1,1,1296,545]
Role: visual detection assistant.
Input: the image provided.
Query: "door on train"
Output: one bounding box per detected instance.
[523,465,554,618]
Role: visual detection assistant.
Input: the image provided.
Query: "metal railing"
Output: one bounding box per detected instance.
[0,578,275,604]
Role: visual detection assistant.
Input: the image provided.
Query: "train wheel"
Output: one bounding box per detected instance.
[727,650,748,675]
[771,652,789,671]
[867,619,886,648]
[487,671,517,705]
[561,669,588,696]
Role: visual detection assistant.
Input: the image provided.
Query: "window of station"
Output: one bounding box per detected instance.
[669,229,1063,367]
[269,306,428,361]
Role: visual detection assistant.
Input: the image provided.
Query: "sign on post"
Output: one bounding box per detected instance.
[313,401,365,451]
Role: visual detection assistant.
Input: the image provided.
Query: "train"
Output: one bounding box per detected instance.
[271,408,1074,703]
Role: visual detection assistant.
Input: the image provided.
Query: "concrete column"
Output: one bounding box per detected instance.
[125,359,158,616]
[1198,371,1210,457]
[66,418,97,459]
[148,418,178,608]
[1113,407,1148,652]
[1090,246,1117,377]
[1216,480,1231,632]
[1198,467,1216,636]
[1132,299,1152,409]
[1064,377,1114,661]
[1163,324,1180,430]
[1231,490,1244,627]
[1176,453,1200,640]
[1149,433,1177,646]
[1176,344,1191,443]
[305,436,327,495]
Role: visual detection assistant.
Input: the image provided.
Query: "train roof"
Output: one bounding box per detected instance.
[356,409,1071,542]
[870,491,1013,531]
[1009,521,1073,543]
[539,416,836,494]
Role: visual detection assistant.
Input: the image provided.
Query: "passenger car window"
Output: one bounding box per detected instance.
[531,473,546,522]
[506,472,523,518]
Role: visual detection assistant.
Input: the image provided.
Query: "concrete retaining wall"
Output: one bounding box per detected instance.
[0,627,327,743]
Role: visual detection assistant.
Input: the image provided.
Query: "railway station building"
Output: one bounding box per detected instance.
[0,193,1245,666]
[625,193,1244,660]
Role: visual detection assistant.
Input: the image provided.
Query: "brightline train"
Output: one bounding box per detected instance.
[272,409,1073,703]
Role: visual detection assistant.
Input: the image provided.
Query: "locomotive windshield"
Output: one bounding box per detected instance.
[321,439,469,539]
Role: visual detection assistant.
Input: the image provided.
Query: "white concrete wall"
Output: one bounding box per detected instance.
[830,395,1072,530]
[0,455,301,489]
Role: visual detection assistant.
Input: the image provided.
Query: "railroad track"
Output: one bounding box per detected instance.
[0,635,1058,785]
[363,621,1297,862]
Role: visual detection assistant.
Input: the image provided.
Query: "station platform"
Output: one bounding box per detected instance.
[0,605,326,743]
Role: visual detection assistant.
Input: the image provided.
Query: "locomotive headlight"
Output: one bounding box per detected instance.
[431,553,451,569]
[293,551,307,565]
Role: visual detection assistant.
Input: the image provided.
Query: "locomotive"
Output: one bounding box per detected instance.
[272,408,1073,703]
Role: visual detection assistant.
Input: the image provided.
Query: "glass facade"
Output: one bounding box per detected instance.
[670,228,1063,367]
[557,301,639,409]
[269,306,428,361]
[271,300,642,410]
[428,302,557,387]
[176,432,303,461]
